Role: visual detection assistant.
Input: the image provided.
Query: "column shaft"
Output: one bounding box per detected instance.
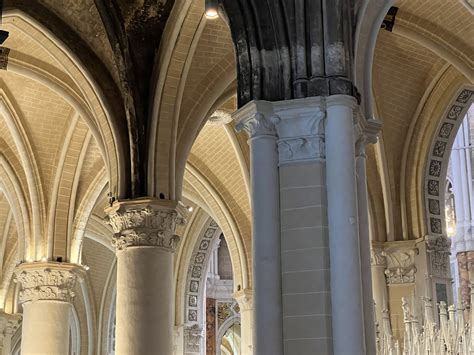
[356,148,376,354]
[249,130,283,354]
[116,248,173,354]
[21,301,71,355]
[235,103,283,355]
[326,96,365,354]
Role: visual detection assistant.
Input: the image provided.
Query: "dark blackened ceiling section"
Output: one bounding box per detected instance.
[93,0,175,197]
[220,0,358,107]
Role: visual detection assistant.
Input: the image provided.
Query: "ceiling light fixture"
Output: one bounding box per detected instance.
[205,0,219,19]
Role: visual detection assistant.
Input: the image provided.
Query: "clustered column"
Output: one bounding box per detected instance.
[234,95,376,354]
[15,262,84,355]
[105,198,185,355]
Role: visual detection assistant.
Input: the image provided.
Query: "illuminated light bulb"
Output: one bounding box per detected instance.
[205,0,219,19]
[187,206,194,213]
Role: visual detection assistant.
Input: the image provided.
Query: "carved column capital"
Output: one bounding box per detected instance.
[383,247,418,285]
[0,311,21,336]
[371,247,387,267]
[233,288,253,311]
[234,101,276,138]
[271,97,326,164]
[184,324,203,353]
[15,262,85,304]
[104,198,186,252]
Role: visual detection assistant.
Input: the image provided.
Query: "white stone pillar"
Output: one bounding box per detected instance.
[234,102,283,355]
[234,289,254,355]
[0,311,21,355]
[15,262,83,355]
[271,97,331,354]
[356,136,377,354]
[105,198,186,355]
[325,95,365,354]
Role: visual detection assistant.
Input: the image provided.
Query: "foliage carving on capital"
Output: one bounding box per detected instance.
[234,288,253,311]
[271,106,326,164]
[371,247,387,266]
[15,263,83,303]
[0,312,21,338]
[384,248,417,285]
[425,235,451,277]
[235,112,276,138]
[105,201,186,252]
[184,324,203,353]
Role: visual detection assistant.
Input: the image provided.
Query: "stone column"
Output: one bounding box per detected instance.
[15,262,83,355]
[325,95,365,355]
[234,102,283,355]
[234,289,254,355]
[0,311,21,355]
[105,198,185,355]
[271,97,332,354]
[356,126,380,355]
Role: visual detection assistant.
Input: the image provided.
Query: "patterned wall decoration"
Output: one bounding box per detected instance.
[425,87,473,236]
[185,219,221,324]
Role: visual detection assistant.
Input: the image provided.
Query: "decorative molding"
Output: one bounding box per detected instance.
[384,248,417,284]
[184,324,203,353]
[15,262,84,303]
[0,47,9,70]
[185,219,221,324]
[424,88,473,236]
[216,300,240,329]
[425,235,451,277]
[104,199,186,252]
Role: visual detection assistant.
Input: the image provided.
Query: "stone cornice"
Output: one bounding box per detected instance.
[15,262,85,304]
[104,198,186,252]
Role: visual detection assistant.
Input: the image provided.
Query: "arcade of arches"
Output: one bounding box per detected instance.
[0,0,472,354]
